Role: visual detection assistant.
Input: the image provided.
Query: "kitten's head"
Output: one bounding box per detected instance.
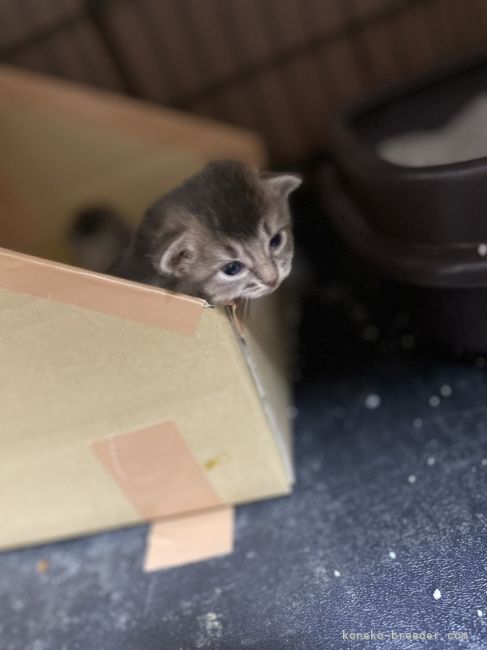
[145,161,302,305]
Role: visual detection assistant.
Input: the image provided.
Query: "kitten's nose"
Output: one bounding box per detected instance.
[265,277,278,288]
[261,268,278,288]
[256,261,279,289]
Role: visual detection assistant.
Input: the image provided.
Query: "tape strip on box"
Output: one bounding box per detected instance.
[144,506,234,572]
[91,421,222,520]
[0,248,204,336]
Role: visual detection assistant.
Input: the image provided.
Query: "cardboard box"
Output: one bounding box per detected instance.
[0,67,293,550]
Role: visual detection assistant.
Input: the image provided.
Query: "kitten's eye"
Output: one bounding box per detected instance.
[269,232,283,249]
[221,261,244,276]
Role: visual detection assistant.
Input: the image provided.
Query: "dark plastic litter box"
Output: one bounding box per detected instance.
[322,52,487,355]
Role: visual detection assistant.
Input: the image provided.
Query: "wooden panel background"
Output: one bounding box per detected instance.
[1,0,487,163]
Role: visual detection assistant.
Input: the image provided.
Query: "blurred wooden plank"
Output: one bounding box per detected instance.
[0,0,82,50]
[6,17,124,92]
[2,0,487,164]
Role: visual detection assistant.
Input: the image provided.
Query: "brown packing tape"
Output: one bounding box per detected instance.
[144,506,234,572]
[91,421,222,520]
[0,248,204,336]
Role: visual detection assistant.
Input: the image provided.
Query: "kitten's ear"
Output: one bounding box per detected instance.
[261,171,303,199]
[158,232,196,277]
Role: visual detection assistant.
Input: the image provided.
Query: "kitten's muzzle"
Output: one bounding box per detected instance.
[258,265,279,288]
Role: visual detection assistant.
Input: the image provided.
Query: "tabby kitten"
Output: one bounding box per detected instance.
[75,160,302,305]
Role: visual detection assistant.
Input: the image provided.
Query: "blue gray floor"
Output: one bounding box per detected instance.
[1,190,487,649]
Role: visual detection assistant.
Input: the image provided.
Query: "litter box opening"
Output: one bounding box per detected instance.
[351,53,487,150]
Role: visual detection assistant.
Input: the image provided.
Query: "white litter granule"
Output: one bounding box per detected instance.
[401,334,415,350]
[478,244,487,257]
[363,325,380,341]
[198,612,223,642]
[388,551,397,560]
[440,384,452,397]
[429,395,441,407]
[394,313,410,328]
[365,393,381,410]
[481,459,487,467]
[293,368,303,382]
[351,304,369,322]
[287,406,299,420]
[477,609,483,618]
[407,474,417,484]
[433,589,442,600]
[427,456,436,466]
[333,570,341,578]
[413,418,423,428]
